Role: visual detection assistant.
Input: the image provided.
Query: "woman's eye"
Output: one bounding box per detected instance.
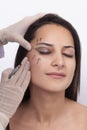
[36,47,52,55]
[39,50,51,54]
[63,53,74,58]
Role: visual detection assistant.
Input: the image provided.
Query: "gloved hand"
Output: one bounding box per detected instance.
[0,57,31,128]
[0,46,4,58]
[0,13,44,50]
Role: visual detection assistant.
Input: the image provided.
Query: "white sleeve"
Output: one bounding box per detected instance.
[0,123,4,130]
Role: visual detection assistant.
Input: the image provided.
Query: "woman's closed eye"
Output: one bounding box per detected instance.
[36,47,52,55]
[63,53,74,58]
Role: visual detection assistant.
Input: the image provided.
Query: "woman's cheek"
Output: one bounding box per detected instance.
[30,56,45,83]
[30,54,41,65]
[28,54,41,72]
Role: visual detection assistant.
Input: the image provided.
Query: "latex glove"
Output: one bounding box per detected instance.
[0,57,31,128]
[0,123,4,130]
[0,46,4,58]
[0,13,44,50]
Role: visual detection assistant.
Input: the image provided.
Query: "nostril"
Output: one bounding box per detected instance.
[51,56,65,68]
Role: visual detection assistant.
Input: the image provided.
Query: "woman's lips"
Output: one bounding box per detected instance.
[46,72,66,79]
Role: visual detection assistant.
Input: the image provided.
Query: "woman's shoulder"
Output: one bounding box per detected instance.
[71,99,87,113]
[67,98,87,124]
[67,98,87,112]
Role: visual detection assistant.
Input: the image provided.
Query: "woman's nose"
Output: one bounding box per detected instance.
[51,53,65,69]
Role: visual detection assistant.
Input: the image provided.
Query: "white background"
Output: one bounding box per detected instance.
[0,0,87,105]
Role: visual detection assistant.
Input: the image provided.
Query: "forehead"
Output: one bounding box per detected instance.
[31,24,74,47]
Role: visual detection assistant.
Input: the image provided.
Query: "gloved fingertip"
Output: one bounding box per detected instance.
[25,42,31,51]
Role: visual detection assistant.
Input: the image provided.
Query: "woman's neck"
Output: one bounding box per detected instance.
[29,86,68,124]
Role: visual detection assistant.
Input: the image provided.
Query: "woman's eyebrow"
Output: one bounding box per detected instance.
[36,42,53,47]
[64,46,75,49]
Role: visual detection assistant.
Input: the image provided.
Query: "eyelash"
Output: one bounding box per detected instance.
[39,52,51,55]
[38,50,51,54]
[63,53,73,58]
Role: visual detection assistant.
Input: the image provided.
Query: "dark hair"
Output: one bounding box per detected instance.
[15,13,81,102]
[6,124,10,130]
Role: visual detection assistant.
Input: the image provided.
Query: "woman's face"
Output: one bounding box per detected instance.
[27,24,76,92]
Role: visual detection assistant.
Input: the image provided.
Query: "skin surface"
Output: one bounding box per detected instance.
[10,24,87,130]
[27,24,76,92]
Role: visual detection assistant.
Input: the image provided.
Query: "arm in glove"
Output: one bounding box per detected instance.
[0,13,44,50]
[0,57,31,129]
[0,123,4,130]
